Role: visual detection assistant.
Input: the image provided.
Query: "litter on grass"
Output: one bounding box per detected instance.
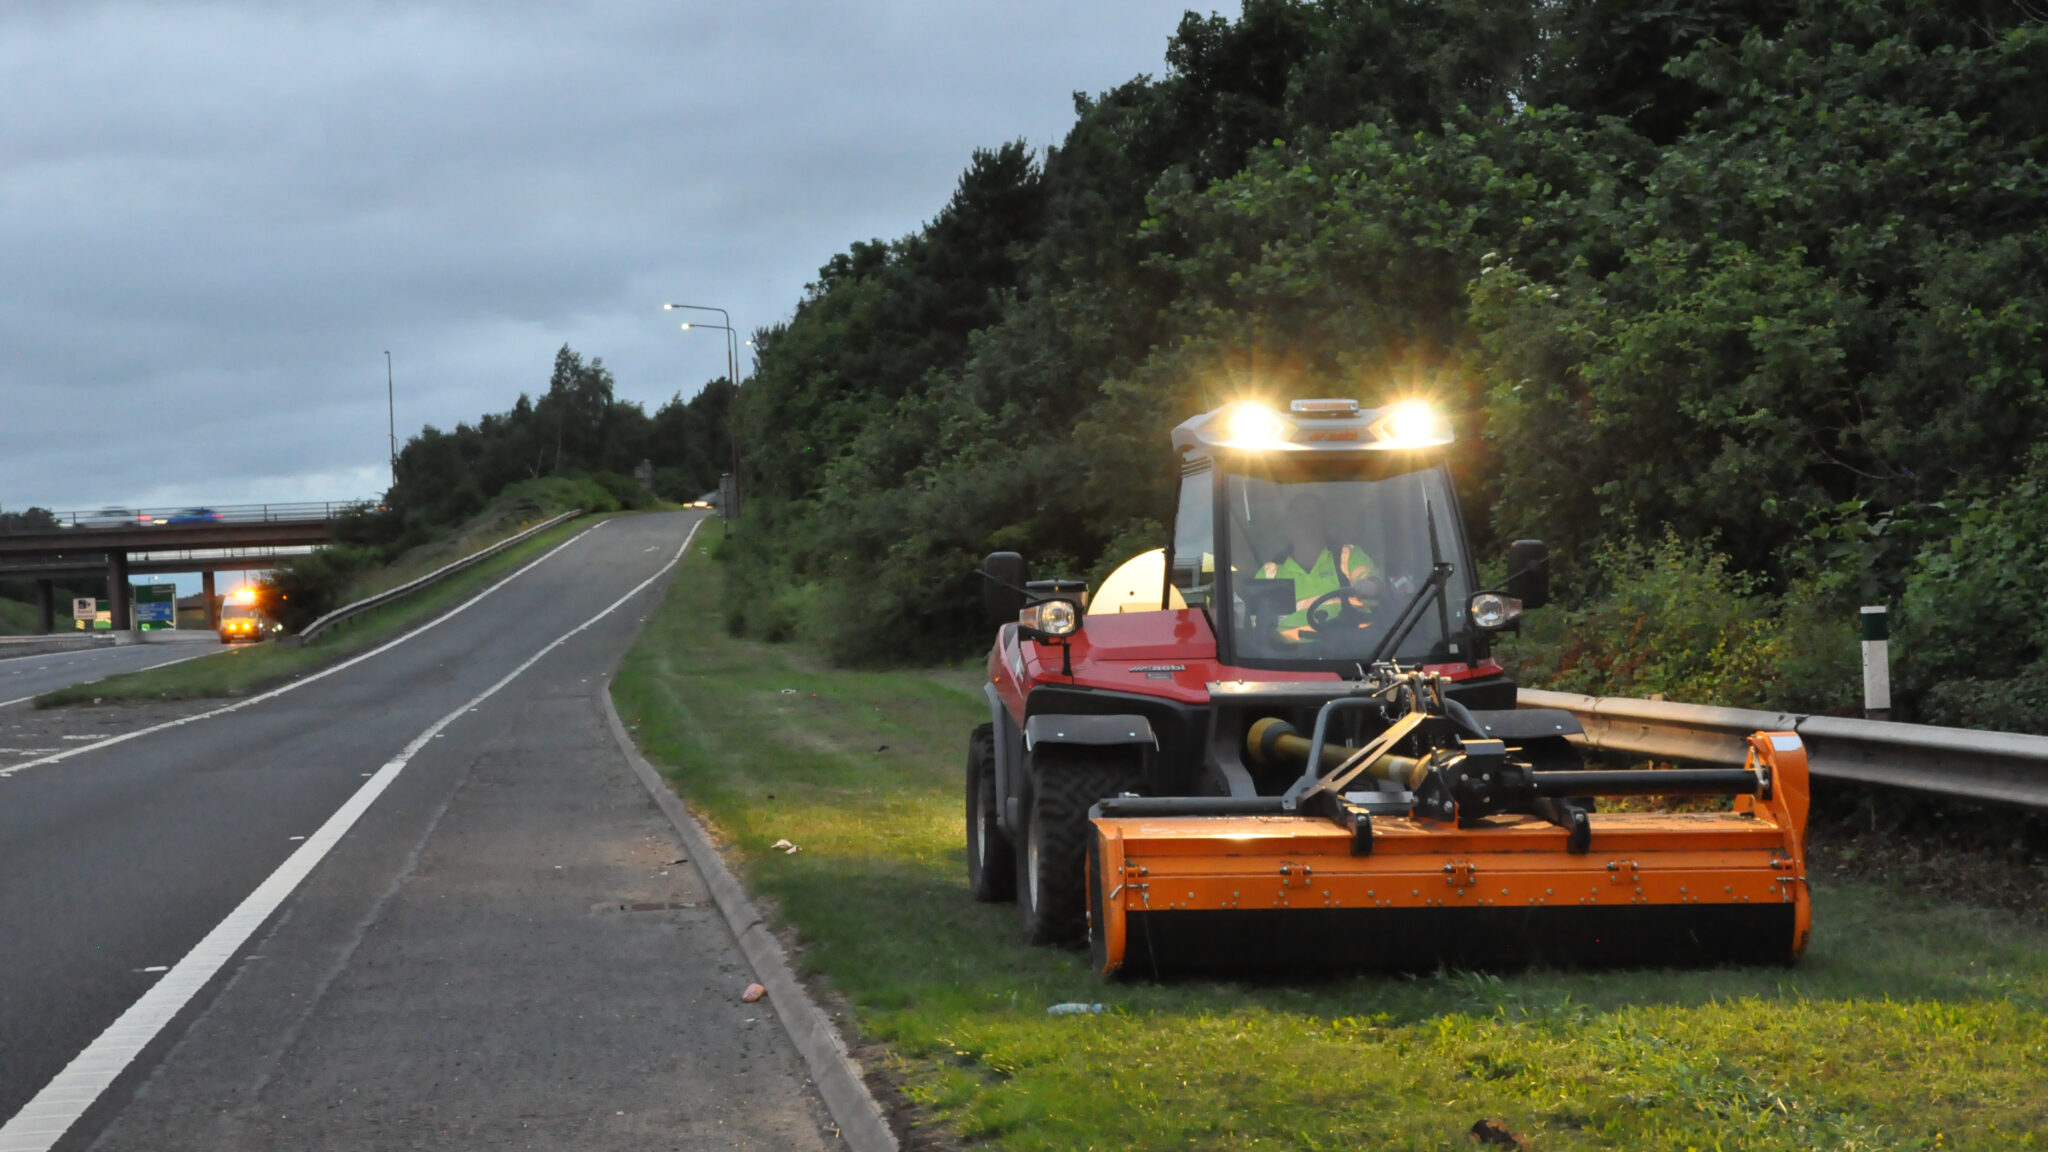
[771,838,801,854]
[1046,1003,1104,1016]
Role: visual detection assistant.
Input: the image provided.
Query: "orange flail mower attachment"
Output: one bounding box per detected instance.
[1088,731,1810,976]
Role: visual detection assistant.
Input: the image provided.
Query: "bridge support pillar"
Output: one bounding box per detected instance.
[202,571,218,630]
[108,550,133,633]
[36,579,55,634]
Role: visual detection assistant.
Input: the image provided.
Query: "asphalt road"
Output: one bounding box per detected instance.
[0,633,218,707]
[0,511,834,1150]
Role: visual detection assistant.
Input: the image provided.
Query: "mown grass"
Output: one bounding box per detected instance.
[36,515,602,707]
[613,523,2048,1151]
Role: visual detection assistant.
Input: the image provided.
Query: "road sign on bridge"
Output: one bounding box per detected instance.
[135,584,176,630]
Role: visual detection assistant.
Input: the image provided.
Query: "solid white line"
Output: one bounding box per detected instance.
[0,521,602,780]
[0,647,221,709]
[0,516,701,1152]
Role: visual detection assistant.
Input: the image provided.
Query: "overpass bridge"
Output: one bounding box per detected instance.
[0,501,371,633]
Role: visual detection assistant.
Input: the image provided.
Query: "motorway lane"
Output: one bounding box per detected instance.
[0,634,219,706]
[0,511,831,1149]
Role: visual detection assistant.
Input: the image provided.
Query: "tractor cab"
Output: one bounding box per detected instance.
[1165,398,1546,677]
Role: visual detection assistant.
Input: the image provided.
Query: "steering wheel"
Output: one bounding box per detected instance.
[1299,586,1375,640]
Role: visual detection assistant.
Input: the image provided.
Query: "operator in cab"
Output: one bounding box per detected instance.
[1257,492,1384,642]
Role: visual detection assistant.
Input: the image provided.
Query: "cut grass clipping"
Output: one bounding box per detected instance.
[37,515,600,707]
[614,522,2048,1151]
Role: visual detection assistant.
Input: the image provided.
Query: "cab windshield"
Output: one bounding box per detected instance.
[1216,458,1472,665]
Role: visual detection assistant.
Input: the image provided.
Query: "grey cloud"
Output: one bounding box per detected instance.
[2,1,1218,510]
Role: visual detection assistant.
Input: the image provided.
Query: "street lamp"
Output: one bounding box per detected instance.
[663,302,744,519]
[663,303,739,386]
[675,320,738,389]
[384,350,397,487]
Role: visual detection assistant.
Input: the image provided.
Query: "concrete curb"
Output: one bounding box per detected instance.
[599,689,899,1152]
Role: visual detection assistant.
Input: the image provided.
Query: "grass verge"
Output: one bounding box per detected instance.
[613,522,2048,1151]
[0,597,39,636]
[36,515,602,706]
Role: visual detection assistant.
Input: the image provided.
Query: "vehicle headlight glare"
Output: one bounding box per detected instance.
[1371,400,1453,448]
[1221,403,1289,446]
[1470,592,1521,630]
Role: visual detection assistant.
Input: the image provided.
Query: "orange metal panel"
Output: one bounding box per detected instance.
[1087,731,1812,975]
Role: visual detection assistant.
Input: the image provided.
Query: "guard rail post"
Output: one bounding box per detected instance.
[1861,605,1891,721]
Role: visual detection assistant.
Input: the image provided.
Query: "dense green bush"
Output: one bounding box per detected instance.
[1506,533,1784,707]
[497,475,623,517]
[1897,450,2048,733]
[261,544,387,633]
[1504,525,1922,717]
[716,0,2048,710]
[386,347,729,537]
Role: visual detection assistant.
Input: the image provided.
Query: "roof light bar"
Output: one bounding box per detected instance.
[1289,398,1360,418]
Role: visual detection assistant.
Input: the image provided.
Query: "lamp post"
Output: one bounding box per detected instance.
[675,320,738,388]
[662,303,739,386]
[663,303,744,519]
[384,350,397,487]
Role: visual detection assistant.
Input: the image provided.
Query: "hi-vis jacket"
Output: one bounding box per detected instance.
[1258,545,1378,638]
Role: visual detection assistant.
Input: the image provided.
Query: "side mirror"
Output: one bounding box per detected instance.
[982,551,1028,626]
[1504,539,1549,610]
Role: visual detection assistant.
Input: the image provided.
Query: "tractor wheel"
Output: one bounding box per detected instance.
[1016,746,1140,947]
[965,723,1015,902]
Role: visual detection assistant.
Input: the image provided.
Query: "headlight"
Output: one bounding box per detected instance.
[1368,400,1453,449]
[1216,402,1291,448]
[1469,592,1522,630]
[1020,599,1081,638]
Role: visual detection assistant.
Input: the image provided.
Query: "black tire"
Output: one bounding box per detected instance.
[1016,746,1141,947]
[965,723,1016,902]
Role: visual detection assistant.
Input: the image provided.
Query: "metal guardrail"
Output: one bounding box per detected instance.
[293,510,582,644]
[4,501,376,533]
[1519,688,2048,810]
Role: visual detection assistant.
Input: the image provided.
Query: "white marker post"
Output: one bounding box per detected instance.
[1861,605,1891,721]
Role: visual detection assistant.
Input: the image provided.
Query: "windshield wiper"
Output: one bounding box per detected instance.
[1362,561,1453,666]
[1362,491,1455,667]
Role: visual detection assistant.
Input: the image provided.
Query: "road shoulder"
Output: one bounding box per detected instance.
[601,687,898,1152]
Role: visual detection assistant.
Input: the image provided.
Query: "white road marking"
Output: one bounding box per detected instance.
[0,646,215,709]
[0,522,600,781]
[0,516,701,1152]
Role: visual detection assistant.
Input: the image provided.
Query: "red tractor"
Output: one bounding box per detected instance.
[968,399,1809,975]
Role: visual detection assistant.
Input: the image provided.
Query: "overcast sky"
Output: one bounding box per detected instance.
[1,1,1225,515]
